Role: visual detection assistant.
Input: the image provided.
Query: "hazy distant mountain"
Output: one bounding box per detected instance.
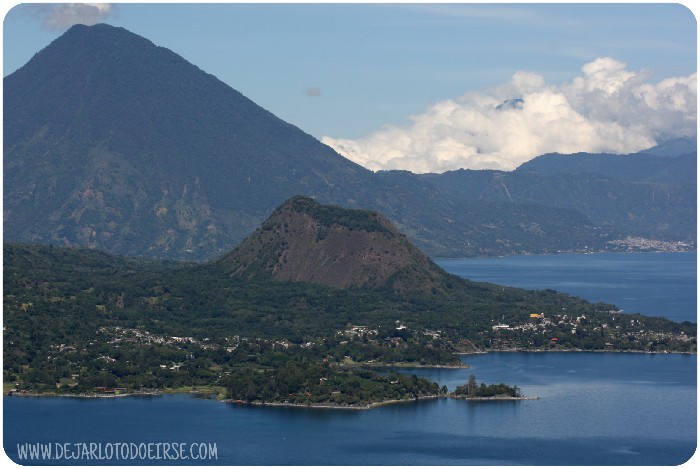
[423,147,696,244]
[516,147,696,184]
[495,98,524,111]
[3,24,385,259]
[642,136,697,158]
[4,24,695,260]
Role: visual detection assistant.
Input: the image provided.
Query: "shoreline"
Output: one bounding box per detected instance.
[361,361,469,369]
[6,391,163,399]
[235,394,541,409]
[5,392,446,409]
[6,391,541,409]
[460,348,696,356]
[4,391,538,409]
[5,349,692,403]
[435,247,697,261]
[452,395,540,401]
[228,394,445,411]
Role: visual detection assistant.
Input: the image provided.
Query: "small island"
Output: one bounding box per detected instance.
[451,374,538,401]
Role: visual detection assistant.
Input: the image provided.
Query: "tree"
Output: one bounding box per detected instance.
[466,373,478,396]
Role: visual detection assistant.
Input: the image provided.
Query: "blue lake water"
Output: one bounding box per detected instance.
[437,251,697,323]
[3,252,697,465]
[3,353,696,465]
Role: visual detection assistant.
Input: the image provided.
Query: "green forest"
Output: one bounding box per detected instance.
[3,242,695,406]
[453,374,521,398]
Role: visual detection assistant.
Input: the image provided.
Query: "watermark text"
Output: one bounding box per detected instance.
[15,442,218,461]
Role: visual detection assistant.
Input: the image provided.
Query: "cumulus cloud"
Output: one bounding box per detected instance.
[28,3,114,31]
[322,58,697,173]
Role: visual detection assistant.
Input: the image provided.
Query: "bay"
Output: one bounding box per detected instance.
[437,251,697,323]
[3,353,696,465]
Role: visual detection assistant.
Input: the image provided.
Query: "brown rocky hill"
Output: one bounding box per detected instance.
[215,196,455,294]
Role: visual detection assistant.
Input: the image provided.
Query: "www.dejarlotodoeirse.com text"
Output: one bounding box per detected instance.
[15,441,218,462]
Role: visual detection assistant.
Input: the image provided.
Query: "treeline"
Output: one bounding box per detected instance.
[454,374,521,398]
[286,196,393,235]
[224,360,444,406]
[4,242,696,401]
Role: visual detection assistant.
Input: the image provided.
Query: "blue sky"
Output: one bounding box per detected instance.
[2,3,697,172]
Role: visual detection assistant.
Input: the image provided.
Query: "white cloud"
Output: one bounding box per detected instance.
[322,58,697,173]
[29,3,114,31]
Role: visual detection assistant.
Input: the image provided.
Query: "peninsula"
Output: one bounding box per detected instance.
[3,197,695,407]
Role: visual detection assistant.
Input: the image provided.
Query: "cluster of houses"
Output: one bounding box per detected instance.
[490,312,589,344]
[486,310,694,351]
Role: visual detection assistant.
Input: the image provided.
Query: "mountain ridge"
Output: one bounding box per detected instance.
[4,23,696,260]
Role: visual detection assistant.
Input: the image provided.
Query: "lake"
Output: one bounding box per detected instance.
[437,251,697,323]
[3,252,697,465]
[3,353,696,465]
